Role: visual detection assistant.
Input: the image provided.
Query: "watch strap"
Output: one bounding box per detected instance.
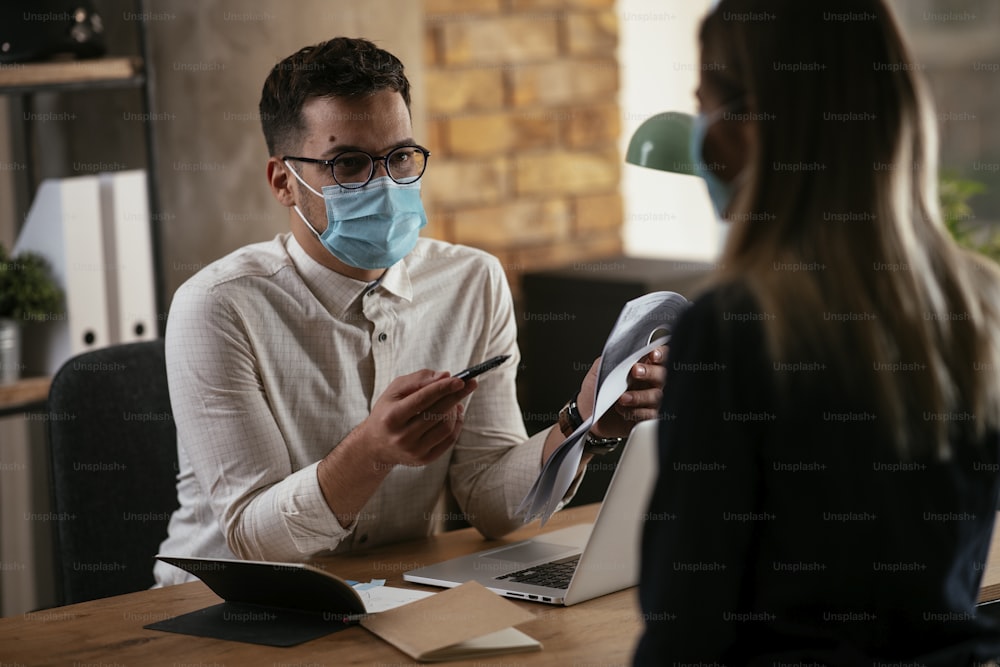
[557,393,583,437]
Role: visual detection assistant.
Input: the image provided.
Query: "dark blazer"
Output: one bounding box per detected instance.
[634,286,1000,666]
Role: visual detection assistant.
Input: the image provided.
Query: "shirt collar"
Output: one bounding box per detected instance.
[378,255,413,302]
[285,234,413,316]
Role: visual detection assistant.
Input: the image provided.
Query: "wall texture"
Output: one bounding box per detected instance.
[421,0,624,299]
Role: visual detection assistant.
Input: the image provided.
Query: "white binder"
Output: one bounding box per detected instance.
[14,169,157,376]
[14,175,111,375]
[99,170,158,343]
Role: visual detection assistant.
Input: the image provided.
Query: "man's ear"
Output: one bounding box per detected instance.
[266,157,295,207]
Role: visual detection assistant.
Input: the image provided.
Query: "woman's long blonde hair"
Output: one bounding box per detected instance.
[701,0,1000,456]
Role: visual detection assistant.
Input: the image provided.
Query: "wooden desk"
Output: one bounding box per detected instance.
[0,504,642,665]
[6,505,1000,664]
[981,512,1000,603]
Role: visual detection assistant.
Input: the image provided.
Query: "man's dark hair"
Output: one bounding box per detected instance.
[259,37,411,157]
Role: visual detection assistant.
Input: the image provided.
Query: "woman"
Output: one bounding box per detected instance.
[635,0,1000,664]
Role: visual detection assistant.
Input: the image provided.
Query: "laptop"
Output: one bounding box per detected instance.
[403,419,659,605]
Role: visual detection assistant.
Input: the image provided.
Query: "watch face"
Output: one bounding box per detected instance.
[584,434,625,455]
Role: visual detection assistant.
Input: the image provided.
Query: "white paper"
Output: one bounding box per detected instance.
[356,585,434,614]
[517,291,690,524]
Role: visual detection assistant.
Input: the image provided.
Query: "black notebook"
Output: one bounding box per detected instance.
[146,555,367,646]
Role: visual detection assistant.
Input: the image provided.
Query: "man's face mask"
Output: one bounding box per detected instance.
[286,161,428,270]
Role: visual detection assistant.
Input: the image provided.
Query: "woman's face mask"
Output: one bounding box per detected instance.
[286,161,428,270]
[689,101,744,220]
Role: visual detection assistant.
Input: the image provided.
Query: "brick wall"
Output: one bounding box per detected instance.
[422,0,623,297]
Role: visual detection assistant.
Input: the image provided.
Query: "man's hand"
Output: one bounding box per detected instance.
[318,369,477,529]
[361,369,478,467]
[578,345,668,439]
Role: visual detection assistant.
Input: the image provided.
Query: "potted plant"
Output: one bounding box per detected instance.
[940,172,999,264]
[0,243,64,384]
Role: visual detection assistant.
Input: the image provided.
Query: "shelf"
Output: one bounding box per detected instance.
[0,376,51,418]
[0,56,144,94]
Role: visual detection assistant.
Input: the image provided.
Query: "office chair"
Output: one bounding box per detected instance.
[46,339,178,605]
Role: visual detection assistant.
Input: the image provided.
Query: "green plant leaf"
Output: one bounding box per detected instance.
[939,171,999,264]
[0,242,65,321]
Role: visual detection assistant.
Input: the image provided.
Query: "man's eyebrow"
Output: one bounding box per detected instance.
[386,138,417,151]
[319,144,358,157]
[319,139,417,158]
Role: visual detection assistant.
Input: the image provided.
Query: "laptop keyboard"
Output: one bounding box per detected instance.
[495,554,580,589]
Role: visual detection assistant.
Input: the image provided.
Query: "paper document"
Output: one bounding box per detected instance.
[353,581,434,614]
[517,291,691,525]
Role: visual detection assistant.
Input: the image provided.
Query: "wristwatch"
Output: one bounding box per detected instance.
[558,393,583,437]
[560,393,626,455]
[582,432,627,456]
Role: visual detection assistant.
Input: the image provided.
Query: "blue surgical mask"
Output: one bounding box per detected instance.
[286,161,428,270]
[690,106,737,219]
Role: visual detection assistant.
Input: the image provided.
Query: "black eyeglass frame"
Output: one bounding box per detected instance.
[282,145,431,190]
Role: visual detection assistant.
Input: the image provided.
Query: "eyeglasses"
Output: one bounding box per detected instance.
[283,145,430,190]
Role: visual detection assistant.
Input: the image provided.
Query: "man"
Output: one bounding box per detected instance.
[154,37,666,586]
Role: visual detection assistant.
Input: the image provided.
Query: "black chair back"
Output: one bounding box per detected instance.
[47,339,178,605]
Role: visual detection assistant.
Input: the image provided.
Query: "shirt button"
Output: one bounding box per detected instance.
[377,332,388,342]
[359,533,368,544]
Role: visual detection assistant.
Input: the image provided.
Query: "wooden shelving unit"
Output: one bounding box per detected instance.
[0,56,144,93]
[0,27,161,426]
[0,54,154,419]
[0,376,50,417]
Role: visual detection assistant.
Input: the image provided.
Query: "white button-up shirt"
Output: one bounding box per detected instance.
[154,233,561,586]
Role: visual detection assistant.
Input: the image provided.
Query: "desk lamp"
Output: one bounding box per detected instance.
[625,111,731,252]
[624,111,696,175]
